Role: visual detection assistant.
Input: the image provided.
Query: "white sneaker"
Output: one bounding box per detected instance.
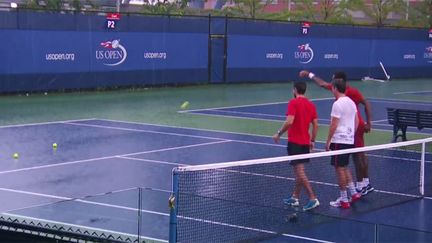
[330,197,350,209]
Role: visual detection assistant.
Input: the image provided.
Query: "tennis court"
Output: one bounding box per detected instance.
[181,97,432,135]
[0,79,430,242]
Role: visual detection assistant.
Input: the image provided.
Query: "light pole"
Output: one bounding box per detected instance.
[405,0,409,21]
[288,0,291,21]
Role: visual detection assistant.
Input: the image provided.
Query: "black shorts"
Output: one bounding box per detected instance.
[287,142,310,165]
[330,143,354,167]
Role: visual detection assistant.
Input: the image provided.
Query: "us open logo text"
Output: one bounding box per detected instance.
[96,39,127,66]
[295,43,314,64]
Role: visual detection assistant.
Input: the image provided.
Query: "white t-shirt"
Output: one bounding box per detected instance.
[330,96,357,144]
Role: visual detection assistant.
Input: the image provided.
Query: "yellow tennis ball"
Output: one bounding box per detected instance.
[180,101,190,109]
[13,153,19,159]
[53,143,58,149]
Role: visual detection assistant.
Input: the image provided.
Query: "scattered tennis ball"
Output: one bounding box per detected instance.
[288,213,298,223]
[53,143,58,149]
[13,153,19,159]
[180,101,190,109]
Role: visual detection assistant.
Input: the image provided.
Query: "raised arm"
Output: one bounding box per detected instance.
[299,70,330,88]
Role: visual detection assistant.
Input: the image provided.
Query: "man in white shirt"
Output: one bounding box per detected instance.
[326,78,362,209]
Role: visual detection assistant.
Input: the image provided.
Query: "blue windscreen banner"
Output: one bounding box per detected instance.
[1,11,431,92]
[210,37,225,83]
[0,30,208,74]
[227,35,432,82]
[0,28,208,92]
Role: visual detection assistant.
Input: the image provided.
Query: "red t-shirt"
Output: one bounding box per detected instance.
[286,97,317,145]
[324,83,365,123]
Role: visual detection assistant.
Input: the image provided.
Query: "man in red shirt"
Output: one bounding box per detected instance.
[299,70,374,195]
[273,81,319,211]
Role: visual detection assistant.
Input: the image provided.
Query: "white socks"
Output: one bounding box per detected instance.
[340,190,349,202]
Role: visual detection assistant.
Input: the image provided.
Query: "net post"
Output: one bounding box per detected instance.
[374,224,379,243]
[169,168,179,243]
[420,142,426,196]
[137,187,142,243]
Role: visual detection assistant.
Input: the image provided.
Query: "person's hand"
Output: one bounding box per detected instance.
[325,141,331,151]
[272,134,280,144]
[364,122,371,133]
[299,70,310,78]
[309,141,315,151]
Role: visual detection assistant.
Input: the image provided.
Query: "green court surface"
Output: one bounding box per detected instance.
[1,78,431,145]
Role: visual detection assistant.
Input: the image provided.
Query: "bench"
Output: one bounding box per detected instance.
[387,108,432,142]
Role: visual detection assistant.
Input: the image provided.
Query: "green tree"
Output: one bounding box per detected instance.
[354,0,405,26]
[71,0,81,11]
[405,0,432,27]
[140,0,190,15]
[293,0,356,23]
[25,0,40,9]
[290,0,317,22]
[222,0,272,19]
[45,0,62,11]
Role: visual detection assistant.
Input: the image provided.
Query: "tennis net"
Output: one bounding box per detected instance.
[169,137,432,242]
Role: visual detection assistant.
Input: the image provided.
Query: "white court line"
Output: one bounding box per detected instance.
[99,118,280,139]
[190,109,287,119]
[393,91,432,95]
[0,187,170,217]
[178,214,333,243]
[179,110,330,123]
[67,122,227,141]
[372,119,388,123]
[0,118,97,129]
[179,111,432,135]
[369,97,432,104]
[1,188,330,243]
[1,119,428,175]
[0,140,231,175]
[185,109,389,124]
[82,119,432,156]
[2,183,430,243]
[0,187,140,213]
[370,99,432,106]
[68,120,288,148]
[180,97,334,113]
[2,212,167,243]
[119,156,188,167]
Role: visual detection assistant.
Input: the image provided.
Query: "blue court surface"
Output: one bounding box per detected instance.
[0,118,431,242]
[182,97,432,136]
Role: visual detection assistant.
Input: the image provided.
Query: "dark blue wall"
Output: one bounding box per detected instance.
[0,11,209,92]
[0,10,431,92]
[226,19,432,82]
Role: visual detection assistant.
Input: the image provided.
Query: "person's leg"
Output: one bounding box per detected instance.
[337,166,347,191]
[330,166,350,208]
[353,123,366,189]
[284,143,304,206]
[295,163,320,211]
[360,151,374,194]
[292,164,303,199]
[346,167,362,202]
[330,145,351,209]
[294,163,316,200]
[353,152,365,189]
[355,152,374,195]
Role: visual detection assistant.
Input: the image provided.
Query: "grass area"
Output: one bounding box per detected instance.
[0,80,431,146]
